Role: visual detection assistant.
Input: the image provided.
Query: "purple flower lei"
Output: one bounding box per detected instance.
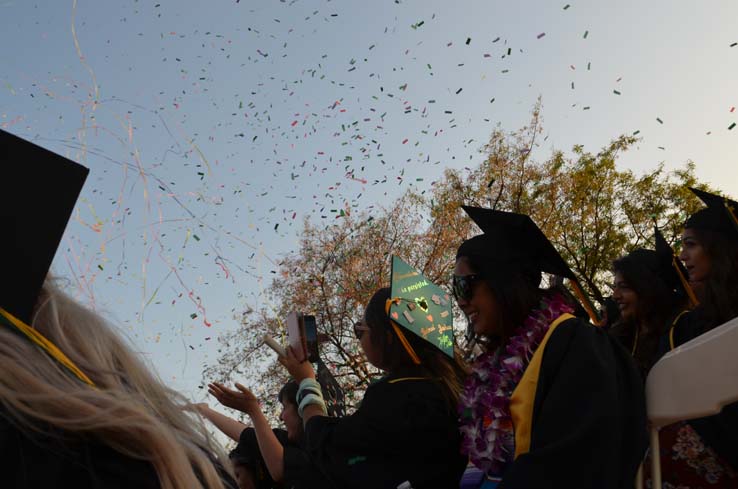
[458,293,574,474]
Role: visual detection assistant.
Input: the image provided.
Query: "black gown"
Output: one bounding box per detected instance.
[500,317,648,489]
[236,426,331,489]
[302,374,467,489]
[0,411,237,488]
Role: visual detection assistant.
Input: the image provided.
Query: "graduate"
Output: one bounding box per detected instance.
[0,130,235,489]
[609,228,696,377]
[275,256,468,489]
[647,187,738,487]
[454,206,647,489]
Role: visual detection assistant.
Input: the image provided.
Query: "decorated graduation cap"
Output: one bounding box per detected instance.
[0,129,93,386]
[685,187,738,238]
[458,205,599,323]
[387,255,454,360]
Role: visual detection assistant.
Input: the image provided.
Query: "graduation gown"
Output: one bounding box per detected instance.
[0,411,237,489]
[500,316,648,489]
[302,375,467,489]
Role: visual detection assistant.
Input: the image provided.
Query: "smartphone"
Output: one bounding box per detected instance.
[303,315,319,363]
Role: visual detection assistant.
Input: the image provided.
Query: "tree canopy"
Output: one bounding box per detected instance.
[203,100,713,420]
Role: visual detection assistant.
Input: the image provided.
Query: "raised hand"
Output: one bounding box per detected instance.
[207,382,261,417]
[277,346,316,382]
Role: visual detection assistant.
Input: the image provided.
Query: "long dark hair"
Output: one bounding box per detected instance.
[364,288,467,409]
[611,255,687,375]
[691,228,738,329]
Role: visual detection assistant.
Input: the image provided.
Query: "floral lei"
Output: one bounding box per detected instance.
[458,293,574,474]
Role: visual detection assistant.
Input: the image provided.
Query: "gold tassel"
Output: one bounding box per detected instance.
[569,280,599,325]
[673,256,699,308]
[0,307,96,387]
[385,298,422,365]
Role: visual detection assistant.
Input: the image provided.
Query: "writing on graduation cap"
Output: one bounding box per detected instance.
[401,279,429,294]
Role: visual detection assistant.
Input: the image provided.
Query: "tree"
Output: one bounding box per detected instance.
[203,101,714,420]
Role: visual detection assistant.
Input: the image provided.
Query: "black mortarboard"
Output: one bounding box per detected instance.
[684,187,738,238]
[0,129,89,323]
[459,206,575,279]
[458,206,599,323]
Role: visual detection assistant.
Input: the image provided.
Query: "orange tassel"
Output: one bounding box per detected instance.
[385,298,422,365]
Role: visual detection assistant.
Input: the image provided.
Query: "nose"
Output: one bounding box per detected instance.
[612,288,621,301]
[679,247,689,263]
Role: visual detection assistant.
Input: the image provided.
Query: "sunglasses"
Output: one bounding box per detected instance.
[452,274,484,302]
[353,321,370,340]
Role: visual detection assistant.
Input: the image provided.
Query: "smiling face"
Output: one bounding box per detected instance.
[679,228,711,284]
[454,257,500,336]
[612,271,639,322]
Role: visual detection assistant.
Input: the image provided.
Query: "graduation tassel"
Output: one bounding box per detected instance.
[385,298,422,365]
[672,255,699,308]
[0,307,96,387]
[390,322,422,365]
[569,279,600,325]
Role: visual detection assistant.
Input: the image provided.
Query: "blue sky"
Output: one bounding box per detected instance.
[2,0,737,403]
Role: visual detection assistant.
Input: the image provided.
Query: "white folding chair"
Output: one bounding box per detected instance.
[640,316,738,488]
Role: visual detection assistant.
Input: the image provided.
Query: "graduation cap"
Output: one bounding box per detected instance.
[387,256,454,358]
[620,228,698,307]
[459,205,599,323]
[0,130,94,387]
[0,129,89,323]
[461,206,576,279]
[685,187,738,238]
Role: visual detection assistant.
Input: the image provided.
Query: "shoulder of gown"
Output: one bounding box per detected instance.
[304,376,466,489]
[501,318,648,489]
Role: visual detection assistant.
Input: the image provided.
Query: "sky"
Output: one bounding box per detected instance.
[1,0,737,405]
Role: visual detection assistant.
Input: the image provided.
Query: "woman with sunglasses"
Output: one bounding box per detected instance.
[454,206,647,488]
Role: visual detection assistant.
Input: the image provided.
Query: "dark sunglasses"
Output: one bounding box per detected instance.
[353,321,370,340]
[452,274,484,302]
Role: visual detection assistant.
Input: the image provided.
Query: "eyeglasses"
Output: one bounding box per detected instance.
[353,321,370,340]
[452,274,484,302]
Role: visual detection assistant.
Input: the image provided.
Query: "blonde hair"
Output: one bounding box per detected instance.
[0,278,230,489]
